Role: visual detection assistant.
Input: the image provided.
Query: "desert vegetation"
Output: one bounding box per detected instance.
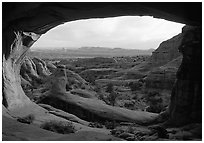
[40,120,76,134]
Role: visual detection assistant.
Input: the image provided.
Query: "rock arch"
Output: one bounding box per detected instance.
[2,3,202,126]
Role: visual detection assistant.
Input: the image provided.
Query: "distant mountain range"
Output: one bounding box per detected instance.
[31,47,155,58]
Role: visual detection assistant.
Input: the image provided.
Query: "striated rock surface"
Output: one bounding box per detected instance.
[20,57,39,83]
[20,56,51,87]
[45,61,57,73]
[145,56,182,90]
[32,57,51,77]
[149,34,182,67]
[20,75,32,89]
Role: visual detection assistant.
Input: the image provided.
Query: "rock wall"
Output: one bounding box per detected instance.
[2,30,41,111]
[144,30,183,90]
[149,34,182,67]
[145,56,182,90]
[167,26,202,126]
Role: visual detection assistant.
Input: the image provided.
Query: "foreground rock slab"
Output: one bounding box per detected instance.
[3,116,121,141]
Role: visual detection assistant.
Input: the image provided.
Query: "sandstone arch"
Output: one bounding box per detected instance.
[2,2,201,127]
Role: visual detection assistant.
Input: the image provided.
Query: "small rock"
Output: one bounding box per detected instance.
[118,132,134,139]
[149,125,169,139]
[120,122,133,126]
[126,136,135,141]
[111,129,117,135]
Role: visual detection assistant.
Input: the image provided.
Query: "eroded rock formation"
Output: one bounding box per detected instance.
[2,2,201,141]
[145,54,182,90]
[149,34,182,67]
[32,57,51,77]
[38,67,158,124]
[166,26,202,126]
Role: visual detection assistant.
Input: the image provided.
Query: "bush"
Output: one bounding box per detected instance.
[17,114,35,124]
[98,93,105,100]
[106,83,114,93]
[88,122,103,128]
[107,91,118,106]
[104,120,119,129]
[145,91,164,113]
[128,81,142,92]
[40,120,76,134]
[66,84,72,91]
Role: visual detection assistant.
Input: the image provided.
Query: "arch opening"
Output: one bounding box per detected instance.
[22,16,185,115]
[2,3,202,141]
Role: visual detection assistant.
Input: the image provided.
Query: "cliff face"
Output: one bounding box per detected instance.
[144,31,183,90]
[145,56,182,90]
[149,34,182,67]
[167,26,202,126]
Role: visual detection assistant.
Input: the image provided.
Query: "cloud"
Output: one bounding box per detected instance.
[33,16,184,49]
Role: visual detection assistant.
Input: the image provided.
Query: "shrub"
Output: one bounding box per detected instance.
[107,91,118,106]
[17,114,35,124]
[93,85,101,93]
[132,94,138,100]
[145,91,164,113]
[66,84,72,91]
[40,120,76,134]
[104,120,119,129]
[128,81,142,92]
[88,122,103,128]
[98,93,105,100]
[106,83,114,93]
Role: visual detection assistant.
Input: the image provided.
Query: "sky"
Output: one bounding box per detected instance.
[32,16,185,50]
